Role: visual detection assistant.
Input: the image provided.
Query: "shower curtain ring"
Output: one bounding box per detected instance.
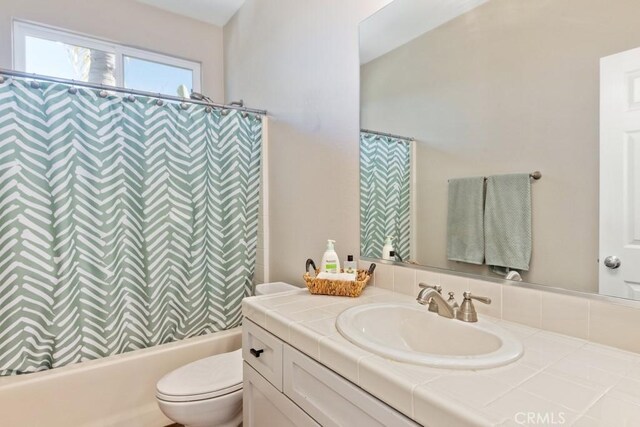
[0,76,5,84]
[99,90,108,98]
[127,94,135,102]
[30,81,41,89]
[68,86,78,95]
[156,99,164,106]
[180,102,189,110]
[205,106,212,113]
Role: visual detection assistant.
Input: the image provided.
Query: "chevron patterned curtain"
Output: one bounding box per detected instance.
[360,132,411,261]
[0,79,262,375]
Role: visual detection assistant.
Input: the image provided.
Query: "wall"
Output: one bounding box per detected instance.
[224,0,393,285]
[0,0,225,102]
[361,0,640,292]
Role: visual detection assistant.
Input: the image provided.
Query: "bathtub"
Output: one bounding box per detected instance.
[0,327,242,427]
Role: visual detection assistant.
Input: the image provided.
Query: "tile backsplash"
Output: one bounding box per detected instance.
[359,260,640,355]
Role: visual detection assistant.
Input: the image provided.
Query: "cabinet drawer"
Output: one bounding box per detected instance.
[283,345,419,427]
[243,319,283,390]
[243,362,319,427]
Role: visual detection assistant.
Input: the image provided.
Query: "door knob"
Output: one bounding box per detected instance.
[604,256,621,269]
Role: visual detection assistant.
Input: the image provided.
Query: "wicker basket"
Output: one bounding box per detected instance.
[303,259,376,297]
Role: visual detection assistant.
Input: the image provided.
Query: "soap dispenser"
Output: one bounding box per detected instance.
[382,236,395,260]
[321,239,340,273]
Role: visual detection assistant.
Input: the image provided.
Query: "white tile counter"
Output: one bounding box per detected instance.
[242,286,640,426]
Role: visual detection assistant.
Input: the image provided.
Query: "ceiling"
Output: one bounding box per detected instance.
[360,0,488,64]
[134,0,246,27]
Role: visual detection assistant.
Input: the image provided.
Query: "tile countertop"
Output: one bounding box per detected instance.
[242,286,640,427]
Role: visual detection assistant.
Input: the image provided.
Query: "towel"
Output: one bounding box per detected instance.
[317,272,357,282]
[484,173,532,271]
[446,177,485,264]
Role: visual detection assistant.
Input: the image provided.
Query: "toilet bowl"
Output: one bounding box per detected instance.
[157,282,299,427]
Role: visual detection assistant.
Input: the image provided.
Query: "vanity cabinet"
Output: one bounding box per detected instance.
[243,319,419,427]
[243,362,319,427]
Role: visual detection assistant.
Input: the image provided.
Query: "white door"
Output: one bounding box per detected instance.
[600,47,640,299]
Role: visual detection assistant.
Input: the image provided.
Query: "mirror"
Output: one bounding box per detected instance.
[359,0,640,300]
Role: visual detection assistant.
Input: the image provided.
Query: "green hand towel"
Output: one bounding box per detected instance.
[447,177,485,264]
[484,174,532,271]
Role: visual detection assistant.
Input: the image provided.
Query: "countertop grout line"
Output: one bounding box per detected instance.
[571,381,620,423]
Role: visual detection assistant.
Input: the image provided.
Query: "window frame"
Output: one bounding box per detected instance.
[12,20,202,93]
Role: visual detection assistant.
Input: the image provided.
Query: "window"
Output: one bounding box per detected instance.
[13,21,201,96]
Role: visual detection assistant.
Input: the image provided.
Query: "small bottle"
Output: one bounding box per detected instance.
[344,255,357,274]
[382,236,395,260]
[321,239,340,273]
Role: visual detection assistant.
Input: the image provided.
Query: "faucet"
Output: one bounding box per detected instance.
[417,283,440,313]
[416,283,456,319]
[417,283,491,323]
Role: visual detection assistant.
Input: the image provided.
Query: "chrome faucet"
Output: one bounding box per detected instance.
[417,283,490,323]
[417,283,442,313]
[416,283,456,319]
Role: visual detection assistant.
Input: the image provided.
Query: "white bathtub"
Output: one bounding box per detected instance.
[0,327,242,427]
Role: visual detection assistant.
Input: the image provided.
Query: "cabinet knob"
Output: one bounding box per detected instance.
[250,348,264,358]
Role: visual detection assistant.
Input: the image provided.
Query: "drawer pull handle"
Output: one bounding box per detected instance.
[250,348,264,358]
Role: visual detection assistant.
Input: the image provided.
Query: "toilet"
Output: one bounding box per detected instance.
[156,282,299,427]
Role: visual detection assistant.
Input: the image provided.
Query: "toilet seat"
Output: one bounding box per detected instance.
[156,349,243,403]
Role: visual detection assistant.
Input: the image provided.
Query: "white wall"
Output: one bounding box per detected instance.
[224,0,393,284]
[0,0,225,102]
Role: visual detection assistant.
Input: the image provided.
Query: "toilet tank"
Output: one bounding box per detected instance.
[255,282,300,296]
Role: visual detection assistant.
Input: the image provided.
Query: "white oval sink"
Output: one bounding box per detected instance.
[336,303,523,370]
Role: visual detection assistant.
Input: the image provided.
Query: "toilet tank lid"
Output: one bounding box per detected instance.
[255,282,299,295]
[156,349,242,400]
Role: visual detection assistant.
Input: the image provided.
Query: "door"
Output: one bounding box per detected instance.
[600,47,640,299]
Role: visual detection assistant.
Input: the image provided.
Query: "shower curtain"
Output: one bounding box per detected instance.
[360,131,411,261]
[0,79,262,375]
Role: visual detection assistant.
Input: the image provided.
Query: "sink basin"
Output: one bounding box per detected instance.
[336,303,523,369]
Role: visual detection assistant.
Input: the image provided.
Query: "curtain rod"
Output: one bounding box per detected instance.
[0,68,267,116]
[361,128,414,141]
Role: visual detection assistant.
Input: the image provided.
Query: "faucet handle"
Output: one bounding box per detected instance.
[447,291,459,309]
[457,292,491,322]
[463,291,491,305]
[419,283,442,293]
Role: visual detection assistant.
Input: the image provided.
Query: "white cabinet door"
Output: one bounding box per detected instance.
[600,47,640,299]
[243,362,319,427]
[283,345,419,427]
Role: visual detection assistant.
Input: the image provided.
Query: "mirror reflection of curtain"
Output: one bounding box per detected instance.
[360,131,411,260]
